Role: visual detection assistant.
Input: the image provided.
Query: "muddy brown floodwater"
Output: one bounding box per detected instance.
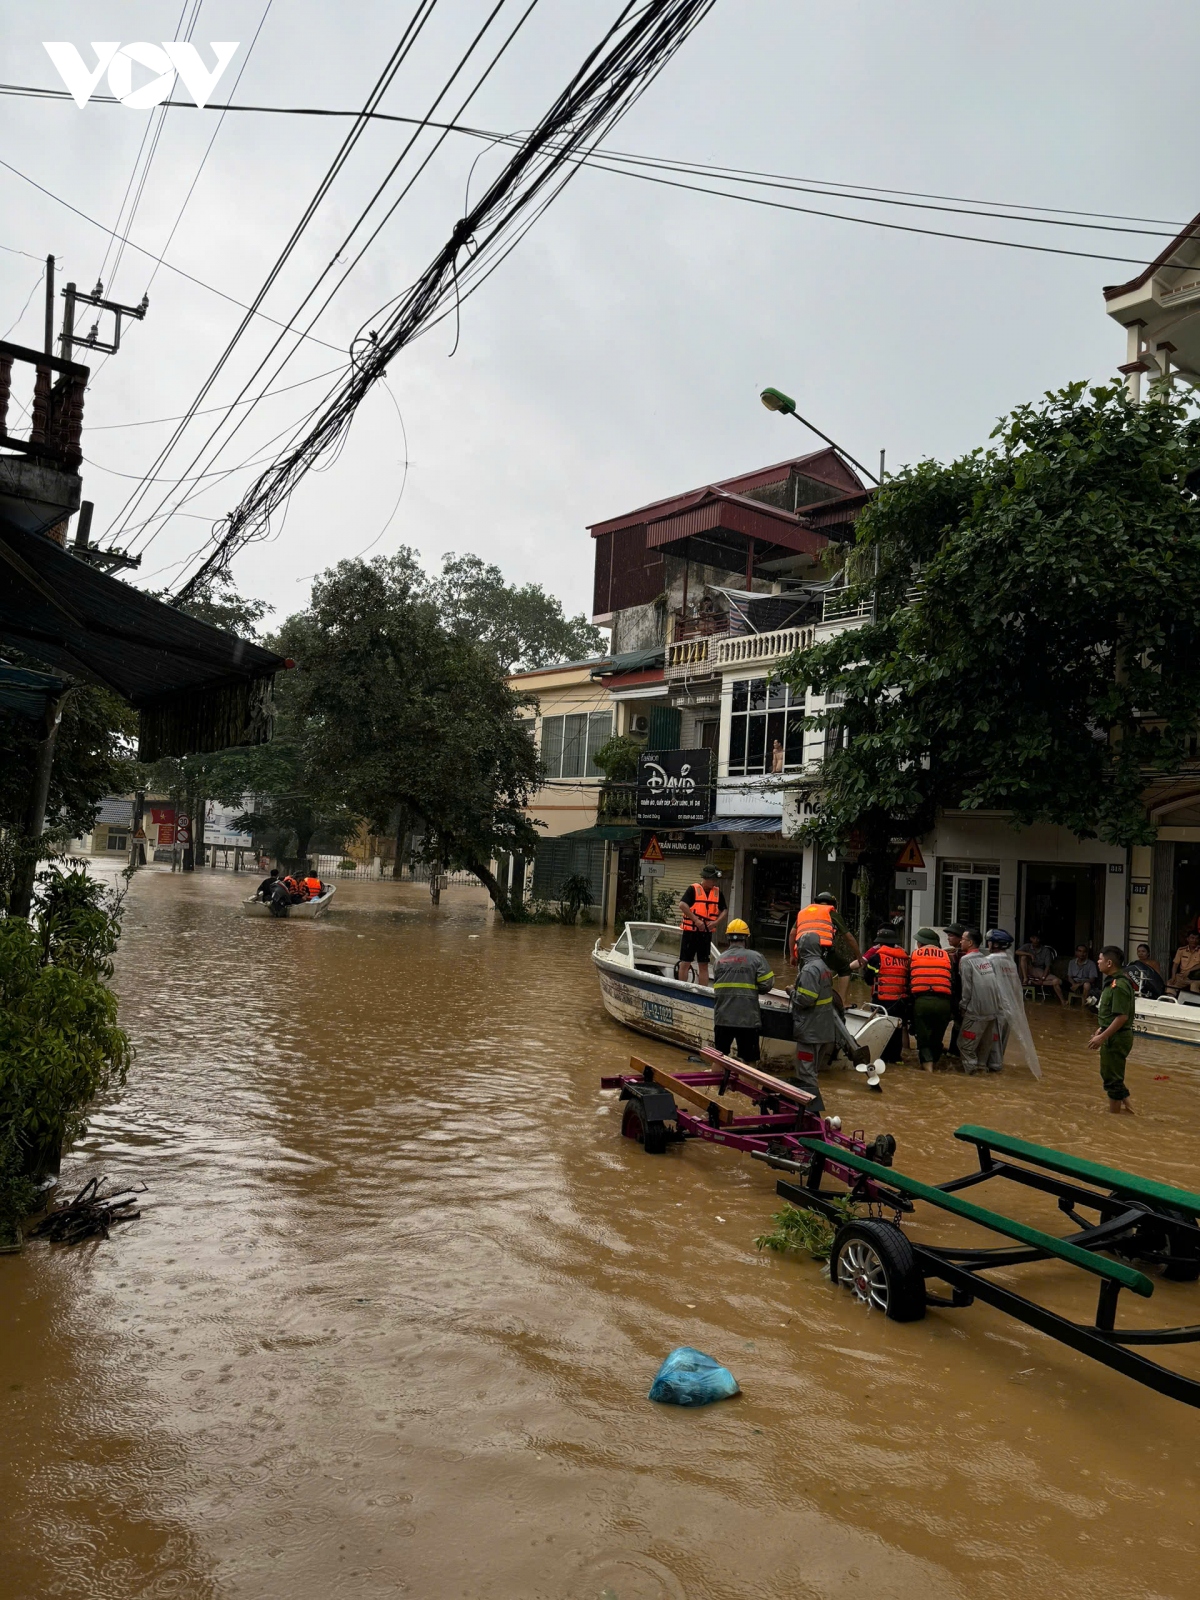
[3,871,1200,1598]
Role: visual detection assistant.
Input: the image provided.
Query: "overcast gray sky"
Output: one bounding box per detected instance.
[3,2,1196,628]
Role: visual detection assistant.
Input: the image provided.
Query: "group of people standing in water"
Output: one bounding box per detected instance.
[689,873,1137,1114]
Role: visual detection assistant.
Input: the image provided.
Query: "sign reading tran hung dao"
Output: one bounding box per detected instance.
[636,748,714,827]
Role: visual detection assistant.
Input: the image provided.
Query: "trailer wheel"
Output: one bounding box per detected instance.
[621,1096,669,1155]
[831,1220,926,1322]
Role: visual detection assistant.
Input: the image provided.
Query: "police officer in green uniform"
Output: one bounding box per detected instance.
[1089,945,1136,1114]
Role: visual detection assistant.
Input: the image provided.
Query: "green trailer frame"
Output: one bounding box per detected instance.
[759,1126,1200,1409]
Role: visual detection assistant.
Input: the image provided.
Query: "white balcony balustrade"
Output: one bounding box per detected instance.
[711,625,815,668]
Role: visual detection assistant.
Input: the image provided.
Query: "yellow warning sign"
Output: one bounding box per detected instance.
[641,834,664,864]
[895,838,925,871]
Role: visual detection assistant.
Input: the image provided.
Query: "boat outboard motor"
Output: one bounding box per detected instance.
[269,879,292,918]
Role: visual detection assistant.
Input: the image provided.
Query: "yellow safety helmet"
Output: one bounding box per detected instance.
[726,918,751,936]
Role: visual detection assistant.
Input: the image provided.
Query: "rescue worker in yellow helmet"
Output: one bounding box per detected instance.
[710,919,775,1064]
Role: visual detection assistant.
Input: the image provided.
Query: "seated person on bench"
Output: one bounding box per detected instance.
[1017,934,1063,1003]
[1167,930,1200,994]
[1066,945,1100,1006]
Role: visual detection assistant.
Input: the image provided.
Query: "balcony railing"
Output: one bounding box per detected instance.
[711,625,814,668]
[0,338,88,471]
[821,587,872,624]
[665,635,721,681]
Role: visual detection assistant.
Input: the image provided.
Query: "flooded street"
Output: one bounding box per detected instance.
[3,870,1200,1600]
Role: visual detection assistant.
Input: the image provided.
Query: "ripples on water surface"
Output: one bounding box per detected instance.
[2,869,1199,1598]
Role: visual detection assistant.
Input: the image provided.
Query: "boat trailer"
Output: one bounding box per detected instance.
[601,1048,909,1208]
[604,1049,1200,1408]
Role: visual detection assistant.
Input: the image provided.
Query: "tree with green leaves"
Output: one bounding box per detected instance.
[0,682,139,846]
[432,551,605,670]
[285,555,542,918]
[788,383,1200,858]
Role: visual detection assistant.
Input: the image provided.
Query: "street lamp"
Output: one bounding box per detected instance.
[760,387,880,486]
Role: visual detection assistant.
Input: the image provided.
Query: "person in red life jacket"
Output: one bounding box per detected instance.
[862,925,909,1062]
[676,865,727,985]
[909,926,953,1070]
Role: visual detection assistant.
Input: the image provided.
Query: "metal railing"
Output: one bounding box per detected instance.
[710,625,814,668]
[821,587,872,623]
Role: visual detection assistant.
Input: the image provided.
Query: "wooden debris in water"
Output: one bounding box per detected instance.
[29,1176,147,1245]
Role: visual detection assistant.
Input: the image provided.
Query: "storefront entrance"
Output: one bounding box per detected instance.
[1020,863,1106,960]
[747,853,806,947]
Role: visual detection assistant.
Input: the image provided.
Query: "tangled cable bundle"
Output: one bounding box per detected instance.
[173,0,714,601]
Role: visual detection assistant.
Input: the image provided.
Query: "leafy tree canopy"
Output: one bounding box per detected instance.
[282,554,542,915]
[0,682,139,840]
[788,383,1200,851]
[431,551,606,671]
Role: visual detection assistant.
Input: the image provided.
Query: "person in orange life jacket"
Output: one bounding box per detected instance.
[676,865,727,985]
[788,891,859,1002]
[862,926,909,1062]
[909,927,953,1070]
[303,874,323,900]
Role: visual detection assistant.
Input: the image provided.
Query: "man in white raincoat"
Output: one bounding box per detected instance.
[957,928,1041,1078]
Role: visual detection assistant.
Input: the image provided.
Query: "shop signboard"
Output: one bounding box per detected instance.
[636,748,714,827]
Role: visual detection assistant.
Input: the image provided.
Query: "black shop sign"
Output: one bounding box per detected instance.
[636,748,714,827]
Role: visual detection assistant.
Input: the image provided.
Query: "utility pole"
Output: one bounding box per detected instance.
[44,255,55,356]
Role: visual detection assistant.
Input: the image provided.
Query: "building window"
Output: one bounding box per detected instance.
[540,711,612,779]
[727,677,806,776]
[938,860,1000,930]
[106,831,130,853]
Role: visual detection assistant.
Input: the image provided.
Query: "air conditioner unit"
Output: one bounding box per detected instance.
[630,714,650,735]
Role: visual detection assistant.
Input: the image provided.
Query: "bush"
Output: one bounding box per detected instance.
[338,858,358,872]
[0,866,132,1244]
[556,873,594,926]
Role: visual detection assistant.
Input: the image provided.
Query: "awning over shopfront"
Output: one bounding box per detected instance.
[0,525,286,759]
[558,824,641,842]
[686,815,783,834]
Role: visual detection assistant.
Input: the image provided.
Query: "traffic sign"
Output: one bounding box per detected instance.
[641,834,664,864]
[895,871,928,892]
[895,837,925,871]
[640,860,665,879]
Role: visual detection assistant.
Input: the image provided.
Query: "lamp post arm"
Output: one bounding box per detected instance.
[784,408,879,486]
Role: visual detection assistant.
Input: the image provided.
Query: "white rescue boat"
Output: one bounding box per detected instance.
[241,884,337,919]
[592,921,898,1065]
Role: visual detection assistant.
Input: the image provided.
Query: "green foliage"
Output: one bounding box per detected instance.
[755,1199,859,1261]
[591,733,642,782]
[281,555,543,918]
[787,383,1200,850]
[432,551,606,671]
[338,858,358,872]
[0,681,139,842]
[0,866,132,1240]
[555,873,595,925]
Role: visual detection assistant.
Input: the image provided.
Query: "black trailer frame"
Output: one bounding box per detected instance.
[759,1128,1200,1410]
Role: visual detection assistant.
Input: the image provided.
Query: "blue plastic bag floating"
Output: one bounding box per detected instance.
[648,1346,740,1407]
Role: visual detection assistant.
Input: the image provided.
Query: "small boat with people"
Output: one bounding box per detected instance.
[241,875,337,919]
[592,921,898,1065]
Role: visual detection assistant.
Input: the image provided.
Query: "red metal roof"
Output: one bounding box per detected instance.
[588,447,864,537]
[644,487,828,558]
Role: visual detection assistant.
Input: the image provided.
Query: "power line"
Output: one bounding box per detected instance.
[172,0,718,600]
[104,0,447,548]
[0,154,344,351]
[130,0,542,554]
[1,76,1193,233]
[86,362,346,429]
